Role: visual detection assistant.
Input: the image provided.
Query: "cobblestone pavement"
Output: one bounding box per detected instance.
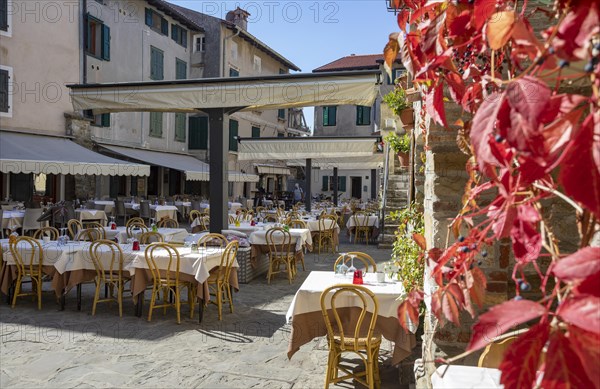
[0,235,412,388]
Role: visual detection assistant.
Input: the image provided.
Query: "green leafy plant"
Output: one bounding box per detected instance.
[384,132,410,154]
[382,86,410,116]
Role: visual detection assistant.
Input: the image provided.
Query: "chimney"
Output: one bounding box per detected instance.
[225,7,250,31]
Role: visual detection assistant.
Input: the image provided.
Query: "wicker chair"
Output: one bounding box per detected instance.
[265,227,296,284]
[88,240,130,316]
[333,252,377,273]
[9,237,46,309]
[206,240,239,320]
[33,226,60,240]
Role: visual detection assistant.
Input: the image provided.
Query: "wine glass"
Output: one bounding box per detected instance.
[347,254,357,276]
[337,252,349,276]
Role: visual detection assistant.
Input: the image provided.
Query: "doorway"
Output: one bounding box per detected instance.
[351,176,362,199]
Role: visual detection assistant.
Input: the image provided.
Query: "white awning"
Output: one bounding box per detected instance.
[229,170,260,182]
[256,164,291,176]
[287,154,385,170]
[67,71,380,114]
[0,132,149,176]
[100,144,209,181]
[239,137,378,161]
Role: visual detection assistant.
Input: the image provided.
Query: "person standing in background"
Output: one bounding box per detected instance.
[293,183,304,203]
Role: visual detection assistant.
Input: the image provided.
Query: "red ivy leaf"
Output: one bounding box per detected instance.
[510,204,542,263]
[553,247,600,282]
[441,283,465,326]
[541,330,596,389]
[428,247,443,261]
[559,111,600,219]
[471,92,508,171]
[412,233,426,250]
[468,267,487,308]
[426,83,447,127]
[384,33,400,80]
[558,295,600,334]
[467,299,546,351]
[573,271,600,297]
[568,325,600,389]
[486,11,515,50]
[445,72,465,103]
[499,322,550,389]
[473,0,498,30]
[398,300,419,333]
[550,2,600,61]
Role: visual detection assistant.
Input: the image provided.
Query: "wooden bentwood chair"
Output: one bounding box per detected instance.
[333,252,377,273]
[206,240,239,321]
[88,240,130,317]
[9,237,46,309]
[266,227,296,284]
[320,284,381,389]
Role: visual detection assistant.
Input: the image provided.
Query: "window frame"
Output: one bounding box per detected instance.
[229,67,239,77]
[145,8,168,36]
[171,24,188,48]
[322,106,337,127]
[150,46,164,81]
[174,113,186,142]
[0,0,12,37]
[194,35,206,52]
[85,14,110,61]
[175,58,187,80]
[251,126,260,138]
[228,119,239,152]
[356,106,371,126]
[0,65,12,117]
[149,112,163,138]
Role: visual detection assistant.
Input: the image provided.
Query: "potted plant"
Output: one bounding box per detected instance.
[383,86,414,126]
[384,132,411,166]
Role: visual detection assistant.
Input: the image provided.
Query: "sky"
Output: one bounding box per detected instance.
[169,0,401,130]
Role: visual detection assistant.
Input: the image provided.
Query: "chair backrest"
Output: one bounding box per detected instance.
[89,240,123,284]
[334,252,377,273]
[67,219,83,239]
[126,217,146,227]
[115,200,126,215]
[127,222,149,238]
[213,240,239,281]
[255,206,265,216]
[264,215,278,223]
[76,227,103,242]
[189,210,202,224]
[157,218,178,228]
[10,236,44,275]
[198,216,210,231]
[22,208,44,232]
[139,231,164,244]
[320,284,379,352]
[288,219,307,229]
[139,201,151,218]
[144,243,180,285]
[287,211,300,220]
[198,233,229,248]
[84,222,106,236]
[228,215,235,224]
[266,228,293,258]
[33,226,60,240]
[353,211,369,227]
[319,214,337,232]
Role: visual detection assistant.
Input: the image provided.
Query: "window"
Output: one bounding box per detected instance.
[171,24,188,47]
[145,8,168,35]
[150,46,164,80]
[229,67,239,77]
[229,119,238,152]
[322,176,346,191]
[149,112,163,137]
[251,126,260,138]
[356,106,371,125]
[93,113,110,127]
[188,116,208,150]
[323,106,337,126]
[175,58,187,80]
[277,132,284,138]
[195,35,206,52]
[174,113,186,142]
[253,55,262,73]
[230,41,238,61]
[85,14,110,60]
[387,68,405,85]
[278,108,285,120]
[0,66,10,115]
[0,0,9,33]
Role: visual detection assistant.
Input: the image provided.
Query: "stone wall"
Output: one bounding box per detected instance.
[64,112,96,200]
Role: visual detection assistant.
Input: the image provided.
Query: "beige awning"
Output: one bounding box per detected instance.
[100,144,209,181]
[67,71,380,114]
[287,154,385,170]
[256,164,291,176]
[229,170,260,182]
[0,132,149,176]
[238,137,378,161]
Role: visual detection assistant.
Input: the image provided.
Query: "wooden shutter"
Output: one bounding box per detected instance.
[251,126,260,138]
[171,24,178,42]
[330,106,337,125]
[182,28,187,47]
[101,24,110,61]
[101,113,110,127]
[145,8,152,26]
[0,0,7,31]
[0,69,9,113]
[161,17,168,35]
[149,112,162,137]
[176,59,186,80]
[339,176,347,192]
[175,113,186,142]
[229,120,238,152]
[323,107,329,126]
[189,116,208,150]
[322,176,328,191]
[356,106,362,125]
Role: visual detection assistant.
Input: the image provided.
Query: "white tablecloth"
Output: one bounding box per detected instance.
[103,227,189,243]
[125,204,178,221]
[431,365,503,388]
[248,228,312,252]
[92,200,115,214]
[346,215,380,228]
[304,219,340,233]
[229,202,243,212]
[75,209,108,226]
[2,211,25,230]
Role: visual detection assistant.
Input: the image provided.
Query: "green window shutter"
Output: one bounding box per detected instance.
[339,176,346,192]
[229,119,238,152]
[101,113,110,127]
[251,126,260,138]
[85,15,92,54]
[150,47,163,80]
[149,112,162,137]
[171,24,178,42]
[175,113,186,142]
[157,51,163,80]
[101,24,110,61]
[0,69,9,113]
[182,28,188,47]
[188,116,208,150]
[322,176,329,191]
[323,107,328,126]
[145,8,152,26]
[356,106,362,125]
[150,48,156,79]
[160,17,168,35]
[278,109,285,119]
[330,106,337,125]
[0,0,8,31]
[176,59,186,80]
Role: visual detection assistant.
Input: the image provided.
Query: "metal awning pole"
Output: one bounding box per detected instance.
[208,108,228,233]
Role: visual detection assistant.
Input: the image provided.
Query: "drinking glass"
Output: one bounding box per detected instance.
[347,254,357,276]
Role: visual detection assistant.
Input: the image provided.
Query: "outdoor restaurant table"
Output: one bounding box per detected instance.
[174,201,192,215]
[229,202,243,212]
[125,203,178,221]
[91,200,115,214]
[303,218,340,250]
[430,365,503,388]
[247,228,313,268]
[285,271,417,366]
[1,210,25,230]
[74,209,108,226]
[103,227,189,243]
[346,214,380,238]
